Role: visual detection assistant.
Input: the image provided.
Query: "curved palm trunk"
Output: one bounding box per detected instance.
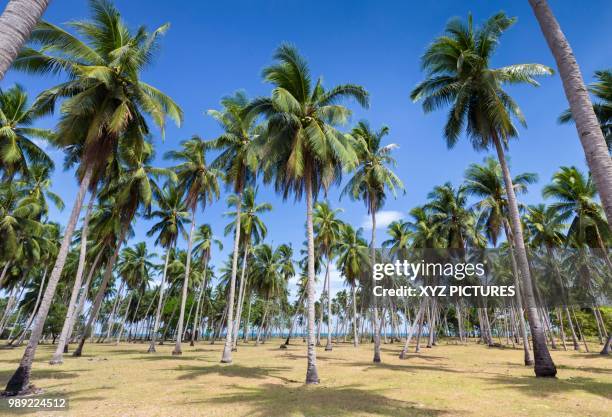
[50,187,97,364]
[601,334,612,355]
[325,256,333,351]
[148,246,172,353]
[0,0,50,81]
[173,209,197,355]
[399,300,425,359]
[221,188,242,363]
[304,174,319,383]
[104,281,125,342]
[190,255,209,346]
[73,226,127,357]
[232,244,249,351]
[0,260,12,289]
[528,0,612,228]
[370,208,382,363]
[4,164,93,395]
[493,134,556,377]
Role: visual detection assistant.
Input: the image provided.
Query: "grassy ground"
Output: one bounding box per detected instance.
[0,338,609,417]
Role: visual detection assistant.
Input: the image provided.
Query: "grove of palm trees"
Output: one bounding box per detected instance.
[0,1,609,416]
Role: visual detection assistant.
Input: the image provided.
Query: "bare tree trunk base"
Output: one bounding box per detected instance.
[279,344,288,349]
[324,343,332,351]
[399,351,407,360]
[172,350,182,356]
[305,365,319,384]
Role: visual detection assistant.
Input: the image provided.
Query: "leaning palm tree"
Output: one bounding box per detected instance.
[0,84,54,180]
[528,0,612,224]
[313,201,343,351]
[0,0,50,80]
[246,44,368,383]
[4,0,181,394]
[559,70,612,152]
[207,91,260,364]
[341,120,404,363]
[165,137,220,355]
[336,223,368,347]
[411,12,556,377]
[146,184,189,353]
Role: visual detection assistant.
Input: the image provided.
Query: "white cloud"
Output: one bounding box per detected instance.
[360,210,404,230]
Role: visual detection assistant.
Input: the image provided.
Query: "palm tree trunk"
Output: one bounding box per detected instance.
[304,173,319,384]
[370,207,382,363]
[50,185,97,364]
[4,163,93,395]
[104,281,125,342]
[115,292,132,344]
[528,0,612,227]
[173,209,197,355]
[352,282,358,347]
[73,225,127,357]
[601,334,612,355]
[282,293,304,347]
[191,255,209,346]
[399,300,425,359]
[231,243,249,351]
[324,256,333,351]
[221,188,242,363]
[503,220,534,365]
[11,268,47,346]
[493,133,556,377]
[148,245,172,353]
[0,260,11,289]
[0,0,50,81]
[66,250,101,350]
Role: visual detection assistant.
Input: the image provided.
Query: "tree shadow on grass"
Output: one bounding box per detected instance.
[484,374,612,401]
[0,368,87,384]
[168,364,295,383]
[195,383,449,417]
[279,352,346,362]
[555,364,612,375]
[339,361,460,374]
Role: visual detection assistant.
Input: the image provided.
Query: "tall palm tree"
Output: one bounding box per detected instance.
[336,224,368,347]
[463,157,538,364]
[559,70,612,152]
[0,85,54,180]
[208,91,260,364]
[165,137,220,355]
[528,0,612,224]
[247,44,368,383]
[146,185,189,353]
[0,0,50,80]
[4,0,181,394]
[313,201,343,351]
[425,183,475,249]
[190,224,222,345]
[342,120,404,363]
[223,187,271,350]
[411,12,556,377]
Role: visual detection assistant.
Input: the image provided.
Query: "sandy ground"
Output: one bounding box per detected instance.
[0,338,609,417]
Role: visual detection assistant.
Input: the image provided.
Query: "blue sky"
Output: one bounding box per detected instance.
[2,0,610,296]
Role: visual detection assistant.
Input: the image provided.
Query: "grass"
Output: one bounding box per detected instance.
[0,338,609,416]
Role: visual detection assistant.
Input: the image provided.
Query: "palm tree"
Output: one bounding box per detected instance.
[411,12,556,377]
[0,0,50,80]
[208,91,260,364]
[190,224,222,345]
[0,85,54,180]
[313,201,343,351]
[342,120,404,363]
[146,185,189,352]
[543,167,610,253]
[247,44,368,383]
[382,220,411,255]
[223,187,271,350]
[524,204,581,350]
[336,224,368,347]
[165,137,220,355]
[559,70,612,152]
[4,0,181,394]
[18,164,64,216]
[463,157,538,363]
[528,0,612,224]
[426,183,475,249]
